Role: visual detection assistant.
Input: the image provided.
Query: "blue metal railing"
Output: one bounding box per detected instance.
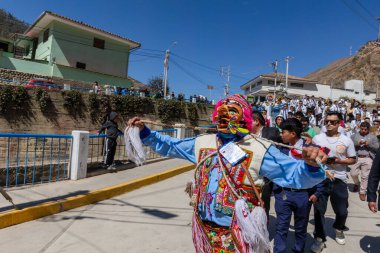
[88,129,178,165]
[0,133,72,189]
[1,128,190,189]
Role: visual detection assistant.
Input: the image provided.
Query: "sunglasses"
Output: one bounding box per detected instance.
[324,120,340,125]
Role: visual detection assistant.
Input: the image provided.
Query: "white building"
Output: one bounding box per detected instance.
[240,73,376,103]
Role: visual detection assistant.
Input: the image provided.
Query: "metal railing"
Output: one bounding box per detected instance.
[88,129,178,166]
[1,128,191,189]
[0,133,72,189]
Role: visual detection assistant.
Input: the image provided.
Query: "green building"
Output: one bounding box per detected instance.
[1,11,140,87]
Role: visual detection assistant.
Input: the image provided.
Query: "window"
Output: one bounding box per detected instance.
[0,42,8,52]
[256,81,262,86]
[268,80,274,85]
[290,82,304,88]
[76,62,86,69]
[93,38,105,49]
[43,29,49,43]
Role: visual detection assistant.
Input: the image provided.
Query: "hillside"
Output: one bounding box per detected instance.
[0,8,29,38]
[305,41,380,92]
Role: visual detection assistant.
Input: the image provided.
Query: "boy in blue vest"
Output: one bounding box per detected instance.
[273,118,322,253]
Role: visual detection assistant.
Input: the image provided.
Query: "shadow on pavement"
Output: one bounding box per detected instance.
[0,190,89,213]
[360,236,380,253]
[111,198,178,219]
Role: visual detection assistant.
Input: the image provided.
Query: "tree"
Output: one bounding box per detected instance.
[147,76,169,95]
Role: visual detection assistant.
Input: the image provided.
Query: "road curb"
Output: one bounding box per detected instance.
[0,164,195,229]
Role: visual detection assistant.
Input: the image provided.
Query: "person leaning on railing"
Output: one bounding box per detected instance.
[98,112,123,171]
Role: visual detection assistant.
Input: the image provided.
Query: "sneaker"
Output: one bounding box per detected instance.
[310,238,326,253]
[353,184,359,192]
[335,229,346,245]
[107,165,117,171]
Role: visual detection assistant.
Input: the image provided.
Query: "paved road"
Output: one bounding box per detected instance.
[0,170,379,253]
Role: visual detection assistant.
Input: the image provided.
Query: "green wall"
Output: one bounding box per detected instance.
[49,21,130,78]
[0,54,131,87]
[0,54,51,76]
[53,64,131,87]
[35,24,53,62]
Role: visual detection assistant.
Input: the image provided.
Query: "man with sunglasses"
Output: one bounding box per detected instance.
[310,112,356,252]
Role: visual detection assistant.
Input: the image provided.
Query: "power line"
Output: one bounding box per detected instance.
[129,56,162,62]
[49,34,164,58]
[354,0,377,19]
[340,0,378,31]
[170,58,209,87]
[130,51,164,57]
[171,52,219,72]
[171,52,249,81]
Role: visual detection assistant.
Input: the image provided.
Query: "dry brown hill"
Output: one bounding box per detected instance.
[0,9,29,38]
[305,41,380,92]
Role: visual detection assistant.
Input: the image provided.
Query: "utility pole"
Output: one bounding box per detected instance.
[162,42,177,99]
[284,56,293,92]
[272,60,278,102]
[221,65,230,96]
[207,85,214,101]
[163,49,169,98]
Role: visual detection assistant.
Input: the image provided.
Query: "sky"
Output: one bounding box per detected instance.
[2,0,380,100]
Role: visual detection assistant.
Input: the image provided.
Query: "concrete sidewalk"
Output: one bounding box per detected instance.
[0,158,194,228]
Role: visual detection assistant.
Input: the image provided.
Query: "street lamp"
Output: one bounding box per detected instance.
[163,42,177,98]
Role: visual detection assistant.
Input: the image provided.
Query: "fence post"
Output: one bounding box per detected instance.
[174,124,186,139]
[70,131,89,180]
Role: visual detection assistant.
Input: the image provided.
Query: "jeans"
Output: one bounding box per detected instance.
[313,178,348,241]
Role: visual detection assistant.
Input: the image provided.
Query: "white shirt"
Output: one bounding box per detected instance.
[350,119,362,134]
[313,133,356,182]
[361,111,371,119]
[309,115,316,127]
[315,105,322,115]
[353,108,361,117]
[280,108,289,119]
[297,105,307,115]
[288,139,304,160]
[330,104,339,112]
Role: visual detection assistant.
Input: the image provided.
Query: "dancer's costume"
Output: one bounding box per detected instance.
[139,95,325,253]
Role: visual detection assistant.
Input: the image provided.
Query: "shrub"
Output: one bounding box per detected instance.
[35,88,51,112]
[157,99,185,123]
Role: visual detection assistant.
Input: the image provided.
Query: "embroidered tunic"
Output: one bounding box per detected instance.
[140,127,325,227]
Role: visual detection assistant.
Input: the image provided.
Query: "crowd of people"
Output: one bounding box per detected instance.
[253,95,380,139]
[249,94,380,252]
[91,81,211,104]
[101,93,380,253]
